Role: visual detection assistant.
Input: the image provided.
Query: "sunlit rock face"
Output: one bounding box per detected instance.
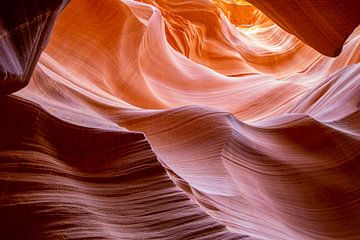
[0,0,359,239]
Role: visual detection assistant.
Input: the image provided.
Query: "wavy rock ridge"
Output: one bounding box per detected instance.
[0,0,360,239]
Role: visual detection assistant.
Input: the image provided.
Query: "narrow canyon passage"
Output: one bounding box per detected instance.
[1,0,359,239]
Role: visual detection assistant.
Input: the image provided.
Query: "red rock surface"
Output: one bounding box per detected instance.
[1,0,359,239]
[246,0,360,57]
[0,0,69,95]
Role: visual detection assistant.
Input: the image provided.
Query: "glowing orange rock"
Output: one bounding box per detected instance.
[0,0,359,239]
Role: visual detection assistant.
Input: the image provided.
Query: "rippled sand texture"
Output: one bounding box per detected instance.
[1,0,360,239]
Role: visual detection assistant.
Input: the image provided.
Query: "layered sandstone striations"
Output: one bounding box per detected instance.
[0,0,359,240]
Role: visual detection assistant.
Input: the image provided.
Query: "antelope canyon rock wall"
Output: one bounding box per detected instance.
[1,0,360,239]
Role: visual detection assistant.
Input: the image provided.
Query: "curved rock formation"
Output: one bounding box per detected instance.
[245,0,360,57]
[0,0,69,95]
[1,0,359,239]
